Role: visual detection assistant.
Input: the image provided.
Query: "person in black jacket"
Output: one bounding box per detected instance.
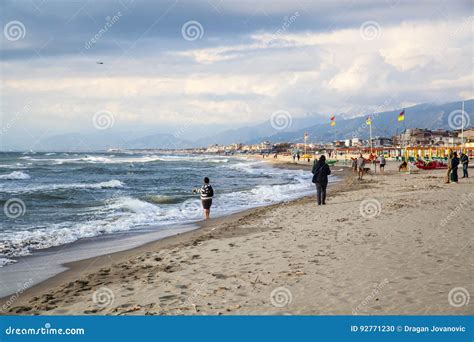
[193,177,214,219]
[451,152,460,183]
[460,152,469,178]
[312,155,331,205]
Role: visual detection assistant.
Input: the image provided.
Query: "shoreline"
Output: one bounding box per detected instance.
[0,159,325,303]
[2,161,472,315]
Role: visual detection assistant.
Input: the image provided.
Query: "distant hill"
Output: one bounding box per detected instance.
[20,99,473,151]
[246,100,473,144]
[193,113,327,146]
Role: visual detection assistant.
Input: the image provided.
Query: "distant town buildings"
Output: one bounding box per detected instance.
[204,128,472,154]
[393,128,462,147]
[460,128,474,147]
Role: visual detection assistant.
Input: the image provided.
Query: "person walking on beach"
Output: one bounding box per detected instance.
[446,153,453,184]
[193,177,214,219]
[351,158,358,173]
[379,154,386,173]
[357,154,365,180]
[451,152,460,183]
[461,152,469,178]
[312,155,331,205]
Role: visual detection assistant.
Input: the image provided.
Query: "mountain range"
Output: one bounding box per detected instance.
[12,100,473,151]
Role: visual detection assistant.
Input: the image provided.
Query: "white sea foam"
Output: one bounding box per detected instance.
[0,196,166,259]
[0,171,30,180]
[0,258,16,267]
[26,154,229,165]
[1,179,124,193]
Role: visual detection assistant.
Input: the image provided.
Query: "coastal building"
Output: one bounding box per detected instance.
[206,144,225,153]
[225,143,243,152]
[393,128,462,147]
[459,129,474,148]
[372,137,393,147]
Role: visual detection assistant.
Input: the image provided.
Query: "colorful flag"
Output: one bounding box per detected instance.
[330,115,336,126]
[398,110,405,122]
[366,117,372,125]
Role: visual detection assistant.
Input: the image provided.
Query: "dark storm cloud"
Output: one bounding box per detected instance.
[1,0,470,60]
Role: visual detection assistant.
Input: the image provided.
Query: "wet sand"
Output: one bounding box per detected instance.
[2,161,473,315]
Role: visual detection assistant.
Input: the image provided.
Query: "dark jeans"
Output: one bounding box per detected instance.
[315,182,327,205]
[463,163,469,178]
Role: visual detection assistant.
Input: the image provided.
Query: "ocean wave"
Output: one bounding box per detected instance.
[1,179,124,193]
[0,196,166,260]
[25,154,229,165]
[0,257,16,267]
[107,196,161,214]
[94,180,124,188]
[156,155,229,163]
[144,194,183,204]
[0,164,27,169]
[0,171,31,180]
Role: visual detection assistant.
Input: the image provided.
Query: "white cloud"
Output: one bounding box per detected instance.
[1,17,472,142]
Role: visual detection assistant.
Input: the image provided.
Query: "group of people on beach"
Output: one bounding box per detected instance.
[194,150,469,218]
[350,153,385,180]
[446,152,469,183]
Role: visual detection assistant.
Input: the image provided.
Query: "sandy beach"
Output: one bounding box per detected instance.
[2,159,473,316]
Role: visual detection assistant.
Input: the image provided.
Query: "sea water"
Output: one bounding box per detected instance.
[0,151,321,267]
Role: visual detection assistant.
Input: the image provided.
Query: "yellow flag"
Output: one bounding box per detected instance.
[398,110,405,121]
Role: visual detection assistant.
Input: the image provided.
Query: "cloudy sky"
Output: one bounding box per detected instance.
[0,0,473,148]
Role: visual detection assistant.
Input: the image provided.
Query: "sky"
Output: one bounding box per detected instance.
[0,0,473,148]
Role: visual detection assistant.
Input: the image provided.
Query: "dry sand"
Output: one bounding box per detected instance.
[2,160,473,315]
